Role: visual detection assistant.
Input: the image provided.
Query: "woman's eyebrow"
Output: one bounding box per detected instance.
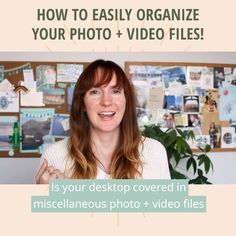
[110,84,123,89]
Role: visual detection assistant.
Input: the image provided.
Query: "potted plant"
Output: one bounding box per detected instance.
[142,125,213,184]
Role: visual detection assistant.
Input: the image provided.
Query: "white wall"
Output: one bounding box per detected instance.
[0,52,235,184]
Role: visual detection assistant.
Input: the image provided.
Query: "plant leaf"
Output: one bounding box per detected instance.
[187,130,196,141]
[142,124,213,183]
[204,144,211,153]
[176,128,186,139]
[186,157,197,174]
[198,157,205,166]
[170,169,187,179]
[173,151,181,166]
[204,159,210,174]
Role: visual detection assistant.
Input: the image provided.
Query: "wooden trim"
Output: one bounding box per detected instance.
[193,148,236,153]
[125,61,236,68]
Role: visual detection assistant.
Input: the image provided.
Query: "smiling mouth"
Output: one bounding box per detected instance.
[97,111,116,118]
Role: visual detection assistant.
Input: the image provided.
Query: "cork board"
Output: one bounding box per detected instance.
[125,61,236,153]
[0,61,88,157]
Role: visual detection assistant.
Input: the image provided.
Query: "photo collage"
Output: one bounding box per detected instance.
[128,63,236,149]
[0,62,83,155]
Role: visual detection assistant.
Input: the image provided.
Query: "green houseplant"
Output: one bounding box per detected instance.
[142,125,213,184]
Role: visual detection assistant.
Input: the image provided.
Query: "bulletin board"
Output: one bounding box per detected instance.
[0,61,88,157]
[125,61,236,153]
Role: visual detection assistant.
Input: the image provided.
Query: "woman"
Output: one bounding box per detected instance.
[35,60,170,183]
[209,122,218,148]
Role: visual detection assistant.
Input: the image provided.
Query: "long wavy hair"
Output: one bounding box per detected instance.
[68,59,143,179]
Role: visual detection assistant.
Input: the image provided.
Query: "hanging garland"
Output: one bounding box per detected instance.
[4,63,31,77]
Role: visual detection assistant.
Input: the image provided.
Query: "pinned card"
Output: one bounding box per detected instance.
[23,69,35,88]
[147,87,164,110]
[20,81,44,106]
[0,79,14,93]
[51,114,70,138]
[0,92,19,112]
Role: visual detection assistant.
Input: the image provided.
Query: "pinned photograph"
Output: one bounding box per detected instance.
[20,108,54,153]
[68,86,75,112]
[221,127,236,148]
[147,87,164,110]
[0,116,18,151]
[224,67,236,86]
[192,126,203,136]
[183,95,200,113]
[219,86,236,120]
[202,112,221,147]
[208,121,221,148]
[187,114,201,128]
[135,86,149,109]
[161,66,186,89]
[200,67,214,89]
[167,81,186,96]
[164,95,183,111]
[202,90,219,112]
[0,92,19,113]
[129,65,163,87]
[57,64,83,83]
[173,113,188,127]
[51,114,70,138]
[173,113,183,127]
[195,87,206,97]
[43,88,65,105]
[214,67,225,88]
[36,65,56,92]
[188,135,210,150]
[157,109,175,129]
[231,120,236,132]
[186,66,203,88]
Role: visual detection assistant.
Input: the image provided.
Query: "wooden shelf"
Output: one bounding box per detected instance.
[192,148,236,153]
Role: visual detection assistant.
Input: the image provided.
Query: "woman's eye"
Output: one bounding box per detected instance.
[113,89,122,94]
[89,89,100,95]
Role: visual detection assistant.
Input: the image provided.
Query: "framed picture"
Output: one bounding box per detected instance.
[183,95,200,113]
[51,114,70,138]
[0,116,18,151]
[20,108,54,153]
[221,127,236,148]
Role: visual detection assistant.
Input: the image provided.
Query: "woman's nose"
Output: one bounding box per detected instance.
[100,92,112,106]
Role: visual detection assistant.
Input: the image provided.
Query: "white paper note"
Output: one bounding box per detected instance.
[0,79,14,92]
[23,69,35,88]
[61,118,70,131]
[20,87,45,107]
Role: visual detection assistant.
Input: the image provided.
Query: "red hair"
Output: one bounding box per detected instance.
[68,60,143,179]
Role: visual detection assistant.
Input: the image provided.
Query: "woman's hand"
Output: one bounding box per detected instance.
[35,159,65,184]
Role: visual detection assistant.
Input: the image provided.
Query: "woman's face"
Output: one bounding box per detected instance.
[190,115,195,122]
[84,74,126,134]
